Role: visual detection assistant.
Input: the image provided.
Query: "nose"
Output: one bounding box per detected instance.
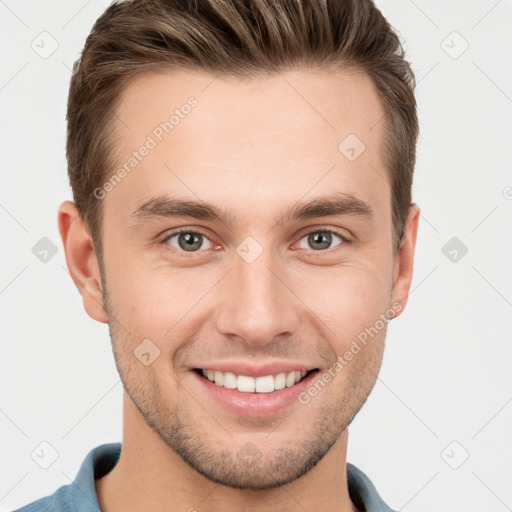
[215,243,300,347]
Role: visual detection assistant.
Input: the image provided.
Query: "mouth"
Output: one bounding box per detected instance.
[193,368,320,394]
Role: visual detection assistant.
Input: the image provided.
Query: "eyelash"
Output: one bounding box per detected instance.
[159,226,350,256]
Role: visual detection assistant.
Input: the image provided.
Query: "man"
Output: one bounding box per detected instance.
[15,0,419,510]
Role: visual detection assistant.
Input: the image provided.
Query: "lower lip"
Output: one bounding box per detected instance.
[191,370,319,417]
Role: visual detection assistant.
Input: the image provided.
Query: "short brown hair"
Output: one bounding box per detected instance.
[67,0,418,266]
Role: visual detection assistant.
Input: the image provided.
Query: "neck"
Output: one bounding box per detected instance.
[95,393,359,512]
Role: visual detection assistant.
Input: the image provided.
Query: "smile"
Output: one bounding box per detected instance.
[195,368,317,393]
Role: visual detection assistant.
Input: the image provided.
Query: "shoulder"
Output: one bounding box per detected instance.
[347,462,399,512]
[10,482,73,512]
[11,442,121,512]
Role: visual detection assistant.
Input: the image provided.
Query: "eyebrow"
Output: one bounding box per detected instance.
[129,192,375,227]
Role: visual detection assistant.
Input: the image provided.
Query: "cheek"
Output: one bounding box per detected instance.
[293,258,392,341]
[107,263,216,346]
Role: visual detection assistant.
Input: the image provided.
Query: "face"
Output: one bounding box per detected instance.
[67,67,418,490]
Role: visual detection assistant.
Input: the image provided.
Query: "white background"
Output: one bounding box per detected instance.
[1,0,511,510]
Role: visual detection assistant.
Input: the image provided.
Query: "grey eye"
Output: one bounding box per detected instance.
[165,232,213,252]
[297,231,343,251]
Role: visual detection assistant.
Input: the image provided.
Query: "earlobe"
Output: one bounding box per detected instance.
[57,201,108,324]
[391,203,420,317]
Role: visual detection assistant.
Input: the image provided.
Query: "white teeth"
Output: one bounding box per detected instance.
[255,375,274,393]
[199,369,311,393]
[223,371,237,389]
[274,373,286,390]
[237,375,255,393]
[285,372,295,387]
[214,371,224,386]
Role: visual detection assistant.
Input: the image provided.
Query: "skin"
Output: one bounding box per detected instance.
[58,67,420,512]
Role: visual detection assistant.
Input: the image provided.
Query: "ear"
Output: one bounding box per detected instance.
[58,201,108,323]
[390,203,420,318]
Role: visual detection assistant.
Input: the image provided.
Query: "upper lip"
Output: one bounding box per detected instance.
[191,361,318,378]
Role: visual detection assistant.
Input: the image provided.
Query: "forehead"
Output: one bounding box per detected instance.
[106,67,389,225]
